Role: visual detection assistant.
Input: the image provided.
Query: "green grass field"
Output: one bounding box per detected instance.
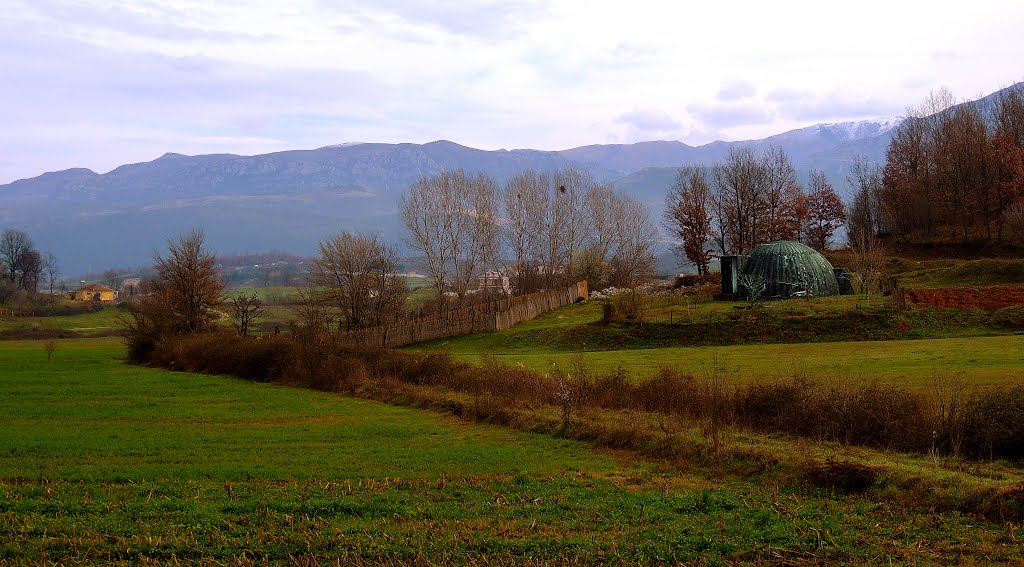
[430,335,1024,389]
[408,298,1024,387]
[0,305,124,333]
[894,258,1024,288]
[3,338,1022,563]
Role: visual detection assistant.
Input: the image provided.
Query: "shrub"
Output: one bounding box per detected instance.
[804,458,880,493]
[991,305,1024,329]
[960,386,1024,459]
[632,367,702,418]
[735,378,820,437]
[613,289,645,322]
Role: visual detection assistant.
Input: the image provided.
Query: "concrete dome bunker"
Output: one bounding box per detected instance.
[720,241,854,300]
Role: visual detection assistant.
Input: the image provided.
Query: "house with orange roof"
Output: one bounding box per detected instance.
[66,283,118,302]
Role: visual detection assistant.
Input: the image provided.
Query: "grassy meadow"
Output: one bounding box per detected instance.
[407,296,1024,388]
[3,338,1024,564]
[0,305,123,334]
[434,334,1024,389]
[4,256,1024,563]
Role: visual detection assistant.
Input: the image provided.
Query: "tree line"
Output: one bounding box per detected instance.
[0,228,59,300]
[663,146,846,274]
[304,166,658,334]
[125,166,658,348]
[400,167,657,299]
[858,87,1024,245]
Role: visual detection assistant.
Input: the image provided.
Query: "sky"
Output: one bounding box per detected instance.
[2,0,1023,184]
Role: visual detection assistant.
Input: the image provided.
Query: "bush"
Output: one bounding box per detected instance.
[960,386,1024,459]
[991,305,1024,329]
[735,379,819,437]
[612,289,645,322]
[804,458,880,493]
[148,331,296,382]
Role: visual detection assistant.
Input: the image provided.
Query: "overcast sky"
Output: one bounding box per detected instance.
[2,0,1022,184]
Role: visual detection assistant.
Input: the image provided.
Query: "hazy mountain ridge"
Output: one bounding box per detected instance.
[6,82,1021,274]
[0,118,903,274]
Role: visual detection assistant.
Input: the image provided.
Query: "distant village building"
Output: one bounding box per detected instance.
[66,283,118,302]
[477,269,512,295]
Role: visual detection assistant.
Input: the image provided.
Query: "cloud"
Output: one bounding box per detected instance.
[771,91,902,122]
[342,0,550,39]
[3,0,1024,182]
[686,102,774,129]
[765,88,812,103]
[716,81,757,102]
[616,109,683,133]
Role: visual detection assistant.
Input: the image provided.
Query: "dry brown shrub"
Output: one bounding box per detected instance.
[804,458,880,493]
[633,367,702,418]
[960,386,1024,459]
[965,482,1024,522]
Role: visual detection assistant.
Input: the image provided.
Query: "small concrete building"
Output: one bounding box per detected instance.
[66,283,118,302]
[721,241,854,300]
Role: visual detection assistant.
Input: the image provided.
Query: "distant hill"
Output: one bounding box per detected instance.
[5,82,1021,274]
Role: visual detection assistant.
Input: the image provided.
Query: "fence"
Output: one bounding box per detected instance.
[338,281,588,348]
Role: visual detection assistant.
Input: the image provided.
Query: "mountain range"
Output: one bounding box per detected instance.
[4,83,1019,275]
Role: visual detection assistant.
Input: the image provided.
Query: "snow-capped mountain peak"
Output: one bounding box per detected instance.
[815,117,903,141]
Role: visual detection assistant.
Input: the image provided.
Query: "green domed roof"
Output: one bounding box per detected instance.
[740,241,839,299]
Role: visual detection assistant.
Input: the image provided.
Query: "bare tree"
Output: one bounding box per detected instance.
[151,229,225,334]
[551,168,589,285]
[607,195,657,287]
[805,170,847,250]
[503,170,550,294]
[43,340,57,362]
[848,230,885,299]
[665,166,713,275]
[0,229,36,289]
[289,286,337,385]
[1004,201,1024,246]
[310,231,408,331]
[737,272,766,303]
[585,182,618,267]
[782,181,808,243]
[230,293,265,336]
[847,156,884,242]
[501,167,593,292]
[713,146,770,253]
[101,268,122,291]
[934,103,990,242]
[122,232,224,362]
[401,170,500,306]
[18,250,42,293]
[579,182,622,290]
[761,145,798,241]
[42,252,59,295]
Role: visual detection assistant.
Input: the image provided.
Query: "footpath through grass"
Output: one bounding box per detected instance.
[3,338,1023,563]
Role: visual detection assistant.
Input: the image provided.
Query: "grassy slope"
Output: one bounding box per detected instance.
[894,258,1024,288]
[0,306,123,333]
[407,299,1024,387]
[439,335,1024,388]
[3,338,1022,563]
